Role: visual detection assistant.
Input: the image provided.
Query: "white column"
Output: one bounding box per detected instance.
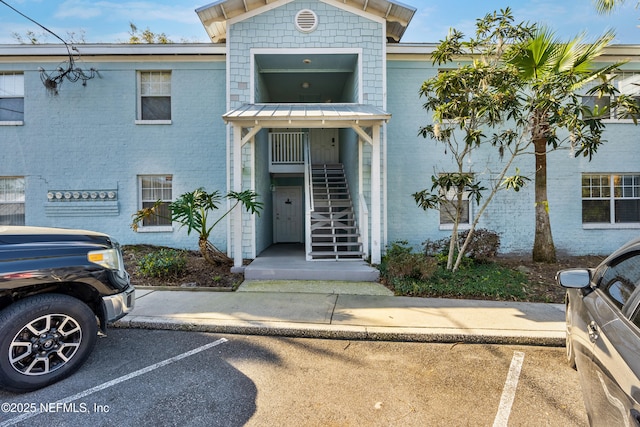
[371,124,381,264]
[233,124,243,268]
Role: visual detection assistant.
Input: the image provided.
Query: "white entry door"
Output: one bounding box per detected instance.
[310,129,338,164]
[274,186,302,243]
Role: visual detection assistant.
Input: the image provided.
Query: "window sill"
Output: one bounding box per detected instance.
[135,120,172,125]
[601,119,637,124]
[583,223,640,229]
[439,224,471,231]
[0,121,24,126]
[136,226,174,233]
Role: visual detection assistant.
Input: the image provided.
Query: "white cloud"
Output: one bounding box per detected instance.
[54,0,103,19]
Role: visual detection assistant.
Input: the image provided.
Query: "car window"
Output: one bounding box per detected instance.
[599,251,640,309]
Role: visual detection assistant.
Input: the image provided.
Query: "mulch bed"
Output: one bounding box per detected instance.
[123,245,605,303]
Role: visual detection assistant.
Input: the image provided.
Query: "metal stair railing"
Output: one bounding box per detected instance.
[304,136,314,261]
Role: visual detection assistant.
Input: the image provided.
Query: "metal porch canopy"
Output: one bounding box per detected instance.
[223,102,389,266]
[223,103,391,128]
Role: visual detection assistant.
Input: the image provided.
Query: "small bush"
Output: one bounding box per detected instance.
[462,229,500,261]
[380,241,438,282]
[424,228,500,262]
[423,237,450,257]
[137,248,187,278]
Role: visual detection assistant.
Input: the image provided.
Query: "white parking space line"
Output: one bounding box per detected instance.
[493,351,525,427]
[0,338,228,427]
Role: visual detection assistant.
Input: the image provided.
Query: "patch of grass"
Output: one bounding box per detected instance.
[388,262,529,300]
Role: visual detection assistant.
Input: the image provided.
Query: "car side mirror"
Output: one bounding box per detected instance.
[556,269,591,289]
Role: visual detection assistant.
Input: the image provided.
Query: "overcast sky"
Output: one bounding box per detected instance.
[0,0,638,44]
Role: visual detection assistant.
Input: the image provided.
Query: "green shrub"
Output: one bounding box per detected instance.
[387,262,528,299]
[424,228,501,263]
[380,241,438,282]
[423,237,450,257]
[462,228,501,261]
[380,240,531,300]
[137,248,187,278]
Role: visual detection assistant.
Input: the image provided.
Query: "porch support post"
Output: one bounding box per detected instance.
[371,124,381,264]
[232,124,243,269]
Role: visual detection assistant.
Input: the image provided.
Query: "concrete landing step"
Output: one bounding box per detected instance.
[236,280,393,296]
[244,260,380,282]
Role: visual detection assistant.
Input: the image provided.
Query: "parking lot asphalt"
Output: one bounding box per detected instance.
[113,280,566,346]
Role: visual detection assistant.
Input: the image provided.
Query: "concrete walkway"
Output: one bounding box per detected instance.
[242,244,380,281]
[114,280,566,346]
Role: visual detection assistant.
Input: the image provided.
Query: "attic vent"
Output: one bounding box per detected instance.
[295,9,318,33]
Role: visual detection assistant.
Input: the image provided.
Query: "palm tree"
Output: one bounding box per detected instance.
[131,188,263,265]
[507,29,622,262]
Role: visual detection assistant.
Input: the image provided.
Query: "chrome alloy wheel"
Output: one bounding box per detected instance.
[9,313,83,376]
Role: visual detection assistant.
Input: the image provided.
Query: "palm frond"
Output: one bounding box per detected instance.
[595,0,624,14]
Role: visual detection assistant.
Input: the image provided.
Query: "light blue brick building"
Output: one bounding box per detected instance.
[1,0,639,271]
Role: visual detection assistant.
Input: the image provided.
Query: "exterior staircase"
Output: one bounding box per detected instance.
[309,164,364,260]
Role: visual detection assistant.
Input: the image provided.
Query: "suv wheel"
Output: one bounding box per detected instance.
[0,294,98,393]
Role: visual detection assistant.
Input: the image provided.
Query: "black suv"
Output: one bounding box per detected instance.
[0,226,135,392]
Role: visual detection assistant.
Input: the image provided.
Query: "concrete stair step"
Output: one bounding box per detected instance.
[312,234,360,239]
[312,245,361,249]
[308,251,366,260]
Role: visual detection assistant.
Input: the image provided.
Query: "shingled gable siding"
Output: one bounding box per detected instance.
[228,1,384,108]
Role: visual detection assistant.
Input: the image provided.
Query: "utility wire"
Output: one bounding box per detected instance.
[0,0,68,46]
[0,0,97,92]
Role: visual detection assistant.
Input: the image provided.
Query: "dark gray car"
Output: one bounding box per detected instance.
[557,238,640,426]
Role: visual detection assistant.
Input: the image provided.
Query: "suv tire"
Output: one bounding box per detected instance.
[0,294,98,393]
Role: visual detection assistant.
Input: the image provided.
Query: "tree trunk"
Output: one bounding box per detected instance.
[447,229,457,270]
[199,237,232,266]
[532,137,557,263]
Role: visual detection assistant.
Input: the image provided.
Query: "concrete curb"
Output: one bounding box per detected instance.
[113,316,565,346]
[133,285,235,292]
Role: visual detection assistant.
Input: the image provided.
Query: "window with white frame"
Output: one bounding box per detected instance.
[138,175,172,230]
[440,187,471,226]
[137,71,171,122]
[0,177,25,225]
[0,73,24,123]
[582,174,640,224]
[581,71,640,121]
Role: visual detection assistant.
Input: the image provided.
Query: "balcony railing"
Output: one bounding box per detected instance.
[269,132,306,173]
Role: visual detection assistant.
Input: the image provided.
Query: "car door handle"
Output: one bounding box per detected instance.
[588,321,599,342]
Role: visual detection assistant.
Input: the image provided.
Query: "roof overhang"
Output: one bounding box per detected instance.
[196,0,416,43]
[223,103,391,128]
